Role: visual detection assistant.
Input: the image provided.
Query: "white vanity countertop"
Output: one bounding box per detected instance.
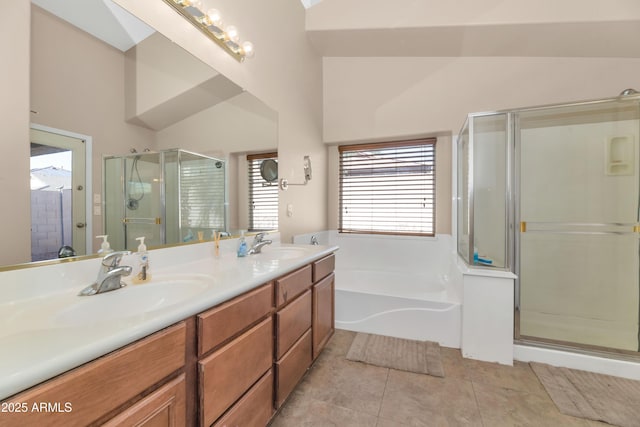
[0,240,338,400]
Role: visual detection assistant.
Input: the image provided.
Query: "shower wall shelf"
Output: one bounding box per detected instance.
[605,135,634,176]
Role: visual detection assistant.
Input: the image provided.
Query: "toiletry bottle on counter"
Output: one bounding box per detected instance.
[237,230,248,257]
[96,235,113,254]
[133,236,151,284]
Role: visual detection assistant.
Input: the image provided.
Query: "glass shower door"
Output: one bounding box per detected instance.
[122,153,164,251]
[517,100,640,352]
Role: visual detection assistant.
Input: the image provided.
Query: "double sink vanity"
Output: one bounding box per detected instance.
[0,237,337,426]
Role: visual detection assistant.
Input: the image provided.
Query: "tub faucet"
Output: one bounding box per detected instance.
[248,233,272,255]
[78,251,132,296]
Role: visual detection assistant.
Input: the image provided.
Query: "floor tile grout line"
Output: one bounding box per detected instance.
[376,367,391,420]
[470,380,487,427]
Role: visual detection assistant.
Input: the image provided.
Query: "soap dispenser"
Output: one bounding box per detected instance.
[96,235,114,254]
[237,230,248,257]
[133,236,151,284]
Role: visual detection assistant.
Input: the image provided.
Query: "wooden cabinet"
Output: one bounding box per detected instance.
[312,254,335,283]
[102,374,186,427]
[313,272,335,360]
[275,265,312,307]
[273,266,314,408]
[198,282,273,356]
[212,369,274,427]
[276,289,312,359]
[196,282,274,427]
[0,323,186,427]
[275,329,312,408]
[199,317,273,426]
[1,252,335,427]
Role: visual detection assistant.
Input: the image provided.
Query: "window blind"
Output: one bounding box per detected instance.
[180,157,226,230]
[248,153,278,231]
[339,138,436,236]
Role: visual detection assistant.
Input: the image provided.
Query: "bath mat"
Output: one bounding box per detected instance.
[346,332,444,377]
[530,362,640,427]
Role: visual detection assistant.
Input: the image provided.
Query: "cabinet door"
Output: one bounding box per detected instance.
[313,273,335,360]
[102,374,186,427]
[199,317,273,426]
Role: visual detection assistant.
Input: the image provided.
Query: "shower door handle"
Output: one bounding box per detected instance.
[122,217,162,224]
[76,222,86,229]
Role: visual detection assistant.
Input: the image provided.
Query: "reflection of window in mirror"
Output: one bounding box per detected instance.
[248,153,278,231]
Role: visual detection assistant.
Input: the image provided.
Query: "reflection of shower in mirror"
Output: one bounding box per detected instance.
[127,155,145,210]
[104,149,226,251]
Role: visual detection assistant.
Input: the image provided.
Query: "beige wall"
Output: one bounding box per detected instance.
[0,1,31,264]
[322,56,640,234]
[306,0,640,58]
[156,92,278,231]
[323,57,640,142]
[155,92,277,157]
[307,0,640,29]
[115,0,325,243]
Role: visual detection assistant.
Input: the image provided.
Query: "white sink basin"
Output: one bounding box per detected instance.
[54,274,216,326]
[254,246,313,261]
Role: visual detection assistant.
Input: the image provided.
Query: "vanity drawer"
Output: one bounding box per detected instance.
[275,328,312,408]
[199,317,273,427]
[0,322,186,427]
[276,289,312,359]
[212,368,273,427]
[275,265,312,307]
[198,282,273,356]
[312,254,335,282]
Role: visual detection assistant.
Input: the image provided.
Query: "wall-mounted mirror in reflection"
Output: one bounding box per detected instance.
[21,0,278,267]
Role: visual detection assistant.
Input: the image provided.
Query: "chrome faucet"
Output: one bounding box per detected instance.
[310,235,319,245]
[79,251,132,296]
[247,233,273,255]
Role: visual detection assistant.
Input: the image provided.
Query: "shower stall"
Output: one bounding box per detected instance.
[457,93,640,356]
[104,149,226,251]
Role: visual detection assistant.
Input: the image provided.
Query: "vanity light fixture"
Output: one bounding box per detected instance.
[280,156,312,190]
[161,0,255,62]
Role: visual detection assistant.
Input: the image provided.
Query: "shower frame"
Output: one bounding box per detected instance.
[457,93,640,358]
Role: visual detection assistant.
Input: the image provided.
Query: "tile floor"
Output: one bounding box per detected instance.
[270,329,609,427]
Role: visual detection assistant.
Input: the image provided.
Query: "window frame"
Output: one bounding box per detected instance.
[338,138,436,237]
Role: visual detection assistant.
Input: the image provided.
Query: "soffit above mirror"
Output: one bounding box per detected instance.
[31,0,155,52]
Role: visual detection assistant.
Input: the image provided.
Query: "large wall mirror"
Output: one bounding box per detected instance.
[19,0,278,267]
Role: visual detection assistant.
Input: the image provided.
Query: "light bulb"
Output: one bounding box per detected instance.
[206,8,222,26]
[241,41,254,58]
[225,25,239,42]
[191,0,204,10]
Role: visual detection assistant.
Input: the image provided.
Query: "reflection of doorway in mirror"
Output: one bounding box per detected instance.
[30,127,88,261]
